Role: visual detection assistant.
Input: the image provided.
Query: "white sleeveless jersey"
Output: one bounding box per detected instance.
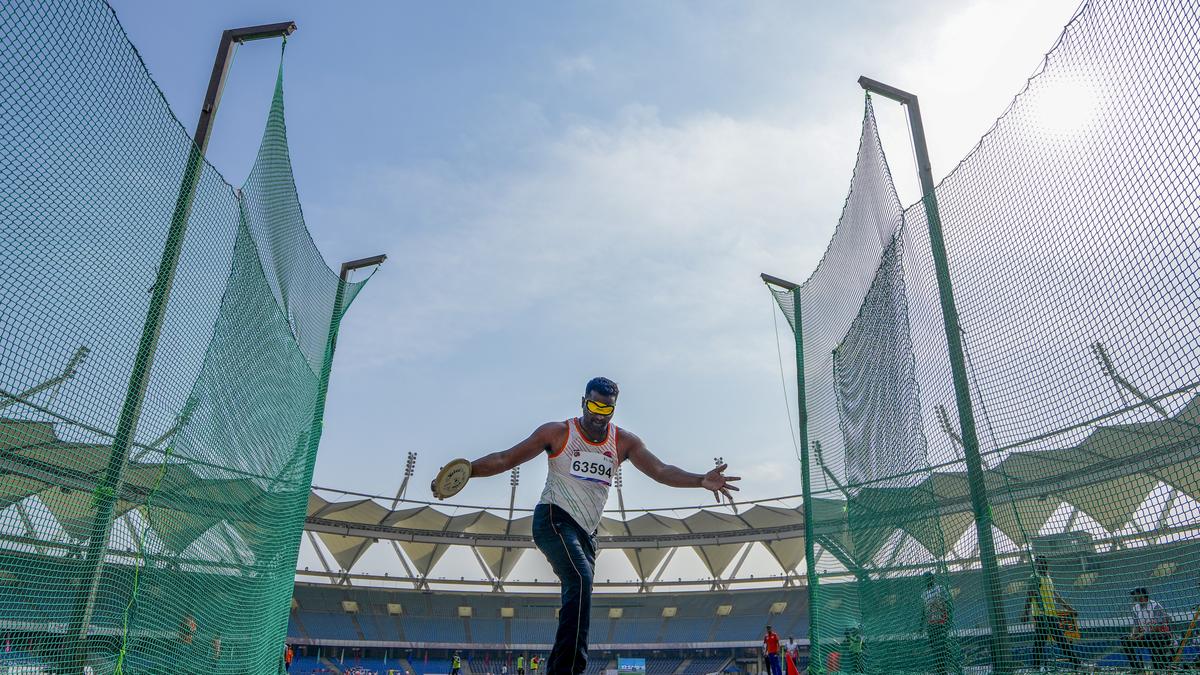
[539,418,619,534]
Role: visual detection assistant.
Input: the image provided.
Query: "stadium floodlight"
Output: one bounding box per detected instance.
[858,74,1011,675]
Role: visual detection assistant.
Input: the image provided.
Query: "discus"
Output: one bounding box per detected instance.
[432,458,472,500]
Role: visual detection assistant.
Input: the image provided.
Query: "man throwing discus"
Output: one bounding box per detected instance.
[432,377,740,675]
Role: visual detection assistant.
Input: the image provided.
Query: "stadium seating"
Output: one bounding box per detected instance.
[645,656,682,674]
[681,655,731,674]
[292,655,338,673]
[279,538,1200,675]
[290,584,810,648]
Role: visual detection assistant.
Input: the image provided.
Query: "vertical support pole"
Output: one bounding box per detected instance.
[284,253,383,627]
[858,75,1011,674]
[62,22,296,672]
[761,273,821,673]
[792,290,823,675]
[62,110,208,675]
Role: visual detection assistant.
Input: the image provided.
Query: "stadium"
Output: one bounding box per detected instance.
[2,0,1200,673]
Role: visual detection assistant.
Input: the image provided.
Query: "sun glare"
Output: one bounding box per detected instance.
[1029,78,1098,137]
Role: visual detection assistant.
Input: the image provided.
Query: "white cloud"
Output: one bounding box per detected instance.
[556,54,596,79]
[343,105,847,376]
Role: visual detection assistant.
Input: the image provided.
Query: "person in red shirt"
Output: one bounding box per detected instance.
[763,625,782,675]
[284,644,294,672]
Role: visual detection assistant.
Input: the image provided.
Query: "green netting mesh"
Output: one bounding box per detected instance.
[771,1,1200,673]
[0,0,370,672]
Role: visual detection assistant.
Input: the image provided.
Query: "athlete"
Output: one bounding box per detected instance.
[763,625,782,675]
[517,654,526,675]
[451,652,462,675]
[1020,556,1079,669]
[440,377,739,675]
[921,572,953,675]
[1122,586,1172,670]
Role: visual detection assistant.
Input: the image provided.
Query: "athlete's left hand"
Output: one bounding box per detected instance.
[702,463,741,503]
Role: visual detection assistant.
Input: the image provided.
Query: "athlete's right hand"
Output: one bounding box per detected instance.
[702,463,741,503]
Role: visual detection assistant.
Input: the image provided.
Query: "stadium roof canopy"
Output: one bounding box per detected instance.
[1,394,1198,590]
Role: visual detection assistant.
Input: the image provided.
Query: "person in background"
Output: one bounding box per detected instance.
[785,637,801,675]
[763,625,783,675]
[1020,556,1079,670]
[844,625,864,674]
[517,653,525,675]
[921,571,953,675]
[284,644,294,673]
[1121,586,1173,671]
[451,652,463,675]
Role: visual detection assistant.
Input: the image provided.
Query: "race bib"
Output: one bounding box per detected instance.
[569,453,615,486]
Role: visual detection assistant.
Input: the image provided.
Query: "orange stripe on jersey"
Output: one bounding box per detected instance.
[547,420,570,458]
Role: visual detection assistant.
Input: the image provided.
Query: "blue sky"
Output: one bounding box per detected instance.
[113,0,1079,529]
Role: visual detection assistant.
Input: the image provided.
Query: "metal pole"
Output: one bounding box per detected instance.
[62,21,295,672]
[858,75,1012,674]
[761,273,821,674]
[277,254,383,651]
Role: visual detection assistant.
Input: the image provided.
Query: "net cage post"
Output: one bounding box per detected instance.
[62,21,296,671]
[857,76,1012,674]
[302,254,386,474]
[762,273,822,673]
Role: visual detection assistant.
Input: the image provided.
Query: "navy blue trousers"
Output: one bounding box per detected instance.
[533,503,597,675]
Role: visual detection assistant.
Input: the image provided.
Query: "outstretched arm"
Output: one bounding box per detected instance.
[621,431,740,502]
[468,422,565,477]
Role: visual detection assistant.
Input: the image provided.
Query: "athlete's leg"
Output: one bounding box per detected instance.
[1149,633,1172,670]
[1032,616,1052,669]
[1051,619,1080,666]
[928,624,948,675]
[1121,634,1142,669]
[533,504,596,675]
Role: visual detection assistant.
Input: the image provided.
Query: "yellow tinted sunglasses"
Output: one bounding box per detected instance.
[585,399,615,416]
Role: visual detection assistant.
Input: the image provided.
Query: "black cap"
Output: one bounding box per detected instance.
[1131,586,1149,597]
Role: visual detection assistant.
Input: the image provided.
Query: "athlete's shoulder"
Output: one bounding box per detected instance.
[534,420,570,447]
[616,426,642,444]
[616,426,644,454]
[537,420,569,433]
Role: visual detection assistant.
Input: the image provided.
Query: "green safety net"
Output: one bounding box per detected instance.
[0,0,371,672]
[771,0,1200,673]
